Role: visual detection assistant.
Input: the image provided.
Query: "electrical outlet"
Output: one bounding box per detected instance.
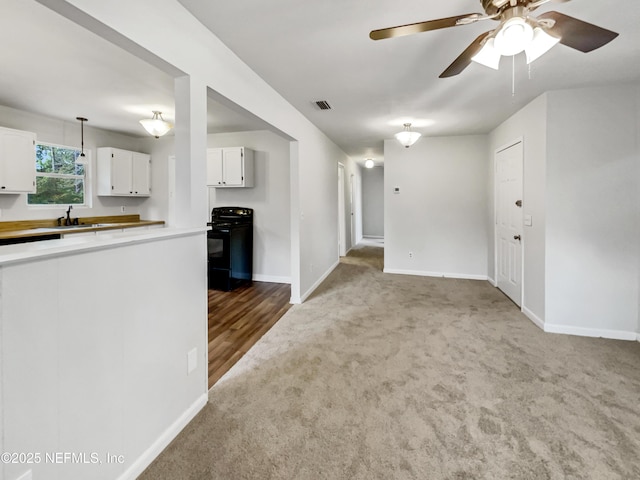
[187,348,197,375]
[120,206,126,213]
[408,252,414,259]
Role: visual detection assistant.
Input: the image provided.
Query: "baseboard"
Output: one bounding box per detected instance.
[117,393,208,480]
[383,268,487,281]
[487,276,497,287]
[294,259,340,304]
[544,323,638,341]
[637,333,640,342]
[522,306,544,331]
[252,273,291,284]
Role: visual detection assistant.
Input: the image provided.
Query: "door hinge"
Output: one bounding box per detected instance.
[111,153,114,158]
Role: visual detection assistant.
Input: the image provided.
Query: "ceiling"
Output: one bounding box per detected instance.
[2,0,639,162]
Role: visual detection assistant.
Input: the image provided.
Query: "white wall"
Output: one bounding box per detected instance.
[545,85,639,338]
[362,167,384,237]
[489,94,548,322]
[208,130,291,283]
[138,134,175,224]
[1,232,207,480]
[0,104,156,221]
[384,135,489,279]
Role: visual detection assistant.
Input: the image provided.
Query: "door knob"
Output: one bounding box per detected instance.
[515,200,522,207]
[514,235,521,241]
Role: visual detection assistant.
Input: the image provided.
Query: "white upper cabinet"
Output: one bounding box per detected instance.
[0,126,36,193]
[207,147,254,188]
[97,147,151,196]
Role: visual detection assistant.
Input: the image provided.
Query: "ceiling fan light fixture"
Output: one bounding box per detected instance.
[471,37,501,70]
[140,111,173,138]
[525,26,561,64]
[494,17,534,56]
[395,123,421,148]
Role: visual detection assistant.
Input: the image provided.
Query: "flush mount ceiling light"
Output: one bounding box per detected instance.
[365,159,375,168]
[76,116,88,164]
[395,123,421,148]
[139,111,173,138]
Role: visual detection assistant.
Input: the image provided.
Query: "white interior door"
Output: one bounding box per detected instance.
[338,164,346,256]
[349,174,356,246]
[496,141,523,306]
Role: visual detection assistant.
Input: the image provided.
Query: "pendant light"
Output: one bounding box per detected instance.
[76,117,88,164]
[140,111,173,138]
[395,123,421,148]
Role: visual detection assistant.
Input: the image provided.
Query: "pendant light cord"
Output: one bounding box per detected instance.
[76,117,88,157]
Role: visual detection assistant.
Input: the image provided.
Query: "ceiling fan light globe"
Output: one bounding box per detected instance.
[494,17,534,56]
[471,37,501,70]
[525,27,561,64]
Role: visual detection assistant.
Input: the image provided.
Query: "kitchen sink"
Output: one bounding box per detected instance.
[51,224,92,229]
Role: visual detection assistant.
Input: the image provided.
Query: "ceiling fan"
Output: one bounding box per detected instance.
[370,0,618,78]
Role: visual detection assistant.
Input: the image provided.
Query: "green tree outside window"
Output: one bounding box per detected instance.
[28,144,86,205]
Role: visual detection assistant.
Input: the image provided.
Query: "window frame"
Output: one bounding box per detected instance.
[27,141,91,208]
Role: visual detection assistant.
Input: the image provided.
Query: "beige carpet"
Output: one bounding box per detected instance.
[140,245,640,480]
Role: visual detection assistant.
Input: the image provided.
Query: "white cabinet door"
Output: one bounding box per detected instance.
[222,147,244,186]
[131,153,151,195]
[0,127,36,193]
[98,147,151,197]
[206,147,253,188]
[206,149,223,186]
[110,148,133,195]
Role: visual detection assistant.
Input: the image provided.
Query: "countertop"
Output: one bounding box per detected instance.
[0,215,164,240]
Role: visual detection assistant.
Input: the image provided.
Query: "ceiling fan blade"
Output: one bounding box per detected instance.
[537,11,618,52]
[529,0,570,12]
[439,31,492,78]
[370,14,484,40]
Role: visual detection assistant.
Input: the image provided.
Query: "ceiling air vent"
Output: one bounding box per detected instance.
[314,100,332,110]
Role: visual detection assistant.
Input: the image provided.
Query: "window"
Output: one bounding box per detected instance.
[27,143,86,206]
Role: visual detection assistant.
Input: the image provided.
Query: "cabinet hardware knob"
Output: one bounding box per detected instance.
[514,235,521,241]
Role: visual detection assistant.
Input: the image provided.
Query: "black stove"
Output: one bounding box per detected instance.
[207,207,253,291]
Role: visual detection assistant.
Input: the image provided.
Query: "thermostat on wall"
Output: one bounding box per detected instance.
[394,187,400,194]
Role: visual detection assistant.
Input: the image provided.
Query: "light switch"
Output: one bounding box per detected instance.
[524,214,533,227]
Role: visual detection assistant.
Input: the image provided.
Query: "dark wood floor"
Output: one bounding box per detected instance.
[207,281,291,388]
